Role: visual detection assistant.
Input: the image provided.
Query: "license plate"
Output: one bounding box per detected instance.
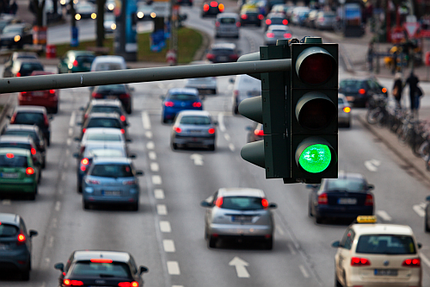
[232,216,253,222]
[346,96,355,101]
[83,63,91,68]
[1,172,19,178]
[218,56,228,61]
[338,198,357,205]
[103,190,121,196]
[33,91,44,96]
[374,269,398,276]
[107,95,117,99]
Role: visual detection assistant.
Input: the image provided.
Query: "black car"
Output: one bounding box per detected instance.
[3,58,44,78]
[1,125,47,161]
[0,23,33,49]
[79,112,128,140]
[308,173,375,224]
[54,250,148,287]
[239,6,263,26]
[206,42,239,63]
[90,84,134,114]
[8,106,53,146]
[81,99,128,126]
[0,212,38,281]
[201,0,224,17]
[57,50,96,73]
[338,77,388,108]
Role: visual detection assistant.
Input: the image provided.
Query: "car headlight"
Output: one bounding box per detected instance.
[14,35,20,42]
[137,11,144,18]
[111,23,116,30]
[75,13,82,20]
[91,13,97,19]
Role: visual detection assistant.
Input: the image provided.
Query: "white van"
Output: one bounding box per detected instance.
[90,55,127,71]
[232,74,261,115]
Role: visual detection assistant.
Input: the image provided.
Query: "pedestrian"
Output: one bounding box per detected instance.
[392,72,403,108]
[405,71,420,117]
[367,42,374,72]
[9,0,17,14]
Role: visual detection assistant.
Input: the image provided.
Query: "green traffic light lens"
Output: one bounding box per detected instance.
[298,144,331,173]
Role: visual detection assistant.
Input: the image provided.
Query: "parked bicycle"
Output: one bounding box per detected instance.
[366,94,389,126]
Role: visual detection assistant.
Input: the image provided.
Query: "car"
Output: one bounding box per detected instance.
[206,42,240,63]
[104,13,116,33]
[77,127,129,148]
[314,11,336,30]
[290,6,310,26]
[2,52,38,77]
[201,0,224,17]
[136,2,154,20]
[18,71,60,114]
[264,12,288,31]
[0,14,20,33]
[90,55,127,72]
[263,24,292,45]
[0,148,40,200]
[332,216,422,287]
[0,135,45,170]
[57,50,96,73]
[304,9,319,28]
[79,112,128,140]
[214,12,240,38]
[338,93,352,128]
[82,157,143,210]
[161,88,203,123]
[81,99,128,126]
[54,250,148,286]
[246,122,263,142]
[231,74,261,115]
[105,0,115,11]
[2,58,44,78]
[170,110,217,150]
[269,4,290,16]
[0,23,33,49]
[239,6,263,26]
[90,84,134,114]
[185,77,217,95]
[339,77,388,108]
[0,212,38,280]
[201,187,277,249]
[176,0,192,6]
[308,173,375,224]
[75,1,97,19]
[1,125,47,166]
[73,141,132,193]
[8,106,52,146]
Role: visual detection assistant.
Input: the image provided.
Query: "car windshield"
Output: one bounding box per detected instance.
[96,84,126,93]
[90,164,134,177]
[85,148,125,158]
[0,224,18,237]
[91,106,122,114]
[339,80,364,90]
[356,235,416,255]
[85,133,122,141]
[3,130,39,144]
[325,178,365,192]
[220,18,236,24]
[0,154,28,167]
[169,93,198,101]
[3,26,21,34]
[180,116,211,125]
[70,261,131,277]
[220,196,265,210]
[86,118,121,128]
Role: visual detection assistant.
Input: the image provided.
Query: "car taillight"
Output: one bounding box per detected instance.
[123,180,137,185]
[229,54,239,61]
[92,92,103,98]
[215,21,220,27]
[241,14,247,19]
[118,282,139,287]
[6,153,14,158]
[192,102,202,108]
[254,129,264,136]
[265,19,271,25]
[82,128,87,134]
[266,32,275,38]
[73,60,78,67]
[49,89,56,95]
[17,233,26,245]
[120,93,130,99]
[91,258,113,263]
[282,19,288,25]
[382,87,387,93]
[365,194,373,206]
[10,113,16,124]
[203,4,209,11]
[26,167,35,175]
[208,128,215,134]
[258,14,264,20]
[120,115,126,122]
[44,114,49,126]
[261,198,269,208]
[120,129,125,134]
[284,33,292,38]
[358,88,366,95]
[206,53,215,60]
[174,126,182,133]
[317,193,328,205]
[31,148,36,155]
[402,258,420,267]
[63,279,84,286]
[351,257,370,266]
[210,1,217,7]
[215,197,223,207]
[236,21,240,27]
[164,101,174,107]
[16,72,21,77]
[20,91,28,96]
[81,158,89,165]
[218,3,224,11]
[343,107,351,113]
[85,178,100,185]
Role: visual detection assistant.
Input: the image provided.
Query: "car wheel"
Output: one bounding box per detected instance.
[425,212,430,232]
[38,171,42,184]
[215,34,219,38]
[171,143,178,150]
[52,106,58,114]
[345,121,351,128]
[208,144,215,151]
[212,89,217,95]
[264,237,273,250]
[335,273,342,287]
[127,104,132,114]
[233,104,239,115]
[42,158,46,169]
[83,201,90,210]
[21,266,30,281]
[162,117,168,124]
[316,215,323,224]
[47,137,51,147]
[208,235,217,248]
[77,183,82,193]
[131,202,139,211]
[308,202,313,217]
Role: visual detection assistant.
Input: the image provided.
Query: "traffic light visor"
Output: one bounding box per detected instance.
[296,47,335,85]
[296,92,336,130]
[295,137,336,174]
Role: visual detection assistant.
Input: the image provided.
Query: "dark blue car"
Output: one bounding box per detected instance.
[161,88,203,123]
[308,173,374,224]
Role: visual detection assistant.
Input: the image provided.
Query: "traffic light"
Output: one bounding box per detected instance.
[289,37,338,184]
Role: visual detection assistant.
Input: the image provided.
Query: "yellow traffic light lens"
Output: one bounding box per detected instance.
[297,93,336,130]
[299,144,331,173]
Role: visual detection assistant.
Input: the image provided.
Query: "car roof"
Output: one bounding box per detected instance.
[351,223,414,236]
[4,23,26,29]
[177,110,211,117]
[67,50,95,56]
[89,99,123,107]
[12,51,38,59]
[218,187,266,198]
[217,12,239,18]
[14,105,47,113]
[324,172,364,181]
[93,55,126,63]
[4,124,40,131]
[83,128,124,134]
[92,156,132,164]
[168,88,199,95]
[268,24,289,30]
[0,135,33,143]
[0,147,31,156]
[87,112,121,119]
[85,142,127,149]
[0,212,20,226]
[15,58,44,65]
[211,42,236,50]
[71,250,131,262]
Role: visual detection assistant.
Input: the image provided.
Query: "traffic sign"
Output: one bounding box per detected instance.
[391,26,405,43]
[404,22,420,38]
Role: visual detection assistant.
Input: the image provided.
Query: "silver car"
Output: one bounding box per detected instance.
[338,93,352,128]
[263,24,292,46]
[171,110,217,151]
[214,12,240,38]
[201,187,277,249]
[82,157,143,211]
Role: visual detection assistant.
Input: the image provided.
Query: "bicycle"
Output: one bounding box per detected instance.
[366,94,389,126]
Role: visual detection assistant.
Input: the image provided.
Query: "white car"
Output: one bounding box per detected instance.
[332,216,422,287]
[232,74,261,115]
[90,55,127,72]
[77,128,129,155]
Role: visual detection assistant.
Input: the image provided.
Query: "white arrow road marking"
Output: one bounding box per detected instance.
[413,203,427,218]
[364,159,380,172]
[376,210,392,221]
[229,257,250,278]
[190,154,204,166]
[218,113,226,132]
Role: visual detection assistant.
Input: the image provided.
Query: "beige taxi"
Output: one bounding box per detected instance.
[332,216,422,287]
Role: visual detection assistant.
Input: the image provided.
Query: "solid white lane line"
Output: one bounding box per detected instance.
[69,111,76,127]
[55,201,61,211]
[154,189,165,199]
[229,143,235,151]
[149,151,157,160]
[145,131,153,139]
[152,175,162,185]
[142,111,151,130]
[413,204,426,218]
[299,265,310,278]
[167,261,180,275]
[157,204,167,215]
[421,253,430,268]
[218,112,226,132]
[224,133,230,141]
[147,141,155,150]
[163,239,175,252]
[150,162,159,172]
[159,221,171,232]
[172,286,183,287]
[376,210,392,221]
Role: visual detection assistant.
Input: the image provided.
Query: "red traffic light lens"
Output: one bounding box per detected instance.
[297,48,335,85]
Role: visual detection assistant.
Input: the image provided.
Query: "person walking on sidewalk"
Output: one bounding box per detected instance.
[367,42,374,72]
[405,71,420,117]
[392,72,403,108]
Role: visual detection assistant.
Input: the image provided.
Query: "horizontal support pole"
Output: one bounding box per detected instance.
[0,59,291,94]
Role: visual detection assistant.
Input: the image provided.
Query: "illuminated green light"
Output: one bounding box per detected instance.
[298,144,331,173]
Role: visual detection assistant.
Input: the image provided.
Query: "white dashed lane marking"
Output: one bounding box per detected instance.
[154,189,165,199]
[69,111,76,127]
[163,239,175,252]
[149,151,157,160]
[229,143,235,152]
[224,133,230,141]
[413,203,426,218]
[167,261,180,275]
[376,210,392,221]
[152,175,162,185]
[218,113,226,132]
[142,111,151,130]
[157,204,167,215]
[147,142,155,150]
[150,162,159,172]
[159,221,171,232]
[299,265,309,278]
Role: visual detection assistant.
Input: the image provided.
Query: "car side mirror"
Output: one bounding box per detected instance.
[269,203,277,209]
[126,139,132,143]
[425,195,430,201]
[74,137,80,141]
[331,241,340,248]
[367,184,374,190]
[6,115,11,119]
[54,262,64,271]
[79,107,85,111]
[136,170,144,176]
[73,152,79,158]
[418,243,422,249]
[128,154,136,159]
[200,200,211,207]
[29,230,38,237]
[160,95,165,100]
[139,266,149,274]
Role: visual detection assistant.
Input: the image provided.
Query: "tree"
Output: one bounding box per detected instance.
[30,0,46,26]
[96,0,106,47]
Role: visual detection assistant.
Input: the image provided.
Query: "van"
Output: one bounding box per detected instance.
[215,13,240,38]
[232,74,261,115]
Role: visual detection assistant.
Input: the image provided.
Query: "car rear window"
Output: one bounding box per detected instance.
[14,112,45,125]
[325,178,365,192]
[356,235,416,255]
[94,63,123,71]
[0,142,31,152]
[85,134,122,141]
[76,55,95,64]
[86,118,121,129]
[90,164,134,177]
[70,261,131,277]
[91,106,122,114]
[339,80,364,90]
[220,17,236,24]
[270,17,284,24]
[20,63,44,73]
[96,84,127,93]
[169,94,198,101]
[220,196,265,210]
[3,130,39,144]
[0,224,18,236]
[180,116,211,125]
[0,154,28,167]
[85,148,124,158]
[212,48,234,54]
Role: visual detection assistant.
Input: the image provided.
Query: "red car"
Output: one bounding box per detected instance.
[18,71,59,114]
